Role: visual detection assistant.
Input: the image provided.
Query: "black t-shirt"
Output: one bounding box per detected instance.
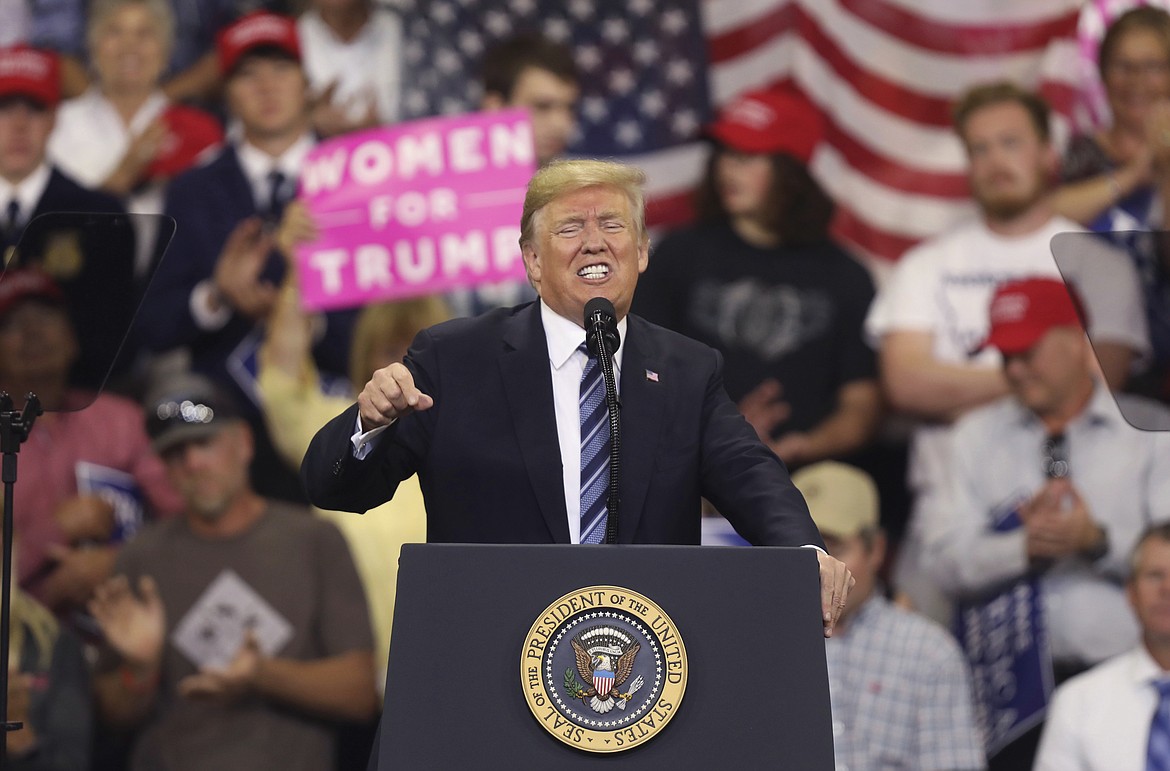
[633,223,876,435]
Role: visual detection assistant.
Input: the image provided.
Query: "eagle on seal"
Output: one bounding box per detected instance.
[571,636,640,714]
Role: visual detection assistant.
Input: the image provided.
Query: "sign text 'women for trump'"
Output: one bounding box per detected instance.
[296,110,535,311]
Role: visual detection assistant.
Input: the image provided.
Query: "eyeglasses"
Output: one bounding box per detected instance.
[1041,433,1069,479]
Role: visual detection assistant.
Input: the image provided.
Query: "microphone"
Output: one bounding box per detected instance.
[584,297,620,358]
[583,297,621,544]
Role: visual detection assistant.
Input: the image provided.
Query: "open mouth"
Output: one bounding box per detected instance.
[577,264,610,280]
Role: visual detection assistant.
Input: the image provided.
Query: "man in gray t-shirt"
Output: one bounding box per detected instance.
[89,374,377,771]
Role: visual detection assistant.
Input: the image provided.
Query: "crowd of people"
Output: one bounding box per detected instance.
[2,2,1170,769]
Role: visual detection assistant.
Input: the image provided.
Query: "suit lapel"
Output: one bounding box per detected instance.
[499,306,571,543]
[616,315,666,543]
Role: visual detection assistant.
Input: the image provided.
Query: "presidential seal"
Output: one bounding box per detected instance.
[521,585,687,753]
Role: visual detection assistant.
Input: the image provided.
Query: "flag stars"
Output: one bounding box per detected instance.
[403,89,428,117]
[582,96,608,123]
[509,0,536,15]
[661,8,689,36]
[430,1,456,25]
[615,120,642,147]
[640,91,665,118]
[609,68,636,95]
[436,48,462,74]
[666,59,693,86]
[458,29,483,56]
[404,39,424,64]
[601,18,629,44]
[484,9,511,36]
[576,44,602,72]
[568,0,594,21]
[633,40,658,66]
[544,17,571,42]
[671,110,699,139]
[629,0,653,16]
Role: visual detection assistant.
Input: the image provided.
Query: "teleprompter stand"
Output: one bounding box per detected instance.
[0,393,41,766]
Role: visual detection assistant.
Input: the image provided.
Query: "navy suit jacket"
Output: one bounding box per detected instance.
[302,303,821,547]
[138,145,354,412]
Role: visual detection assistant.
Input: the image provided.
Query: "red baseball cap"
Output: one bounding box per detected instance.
[704,86,824,162]
[0,46,60,108]
[217,12,301,76]
[0,268,65,320]
[979,277,1087,356]
[146,105,224,179]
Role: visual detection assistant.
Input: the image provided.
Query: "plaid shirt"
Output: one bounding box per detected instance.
[825,594,986,771]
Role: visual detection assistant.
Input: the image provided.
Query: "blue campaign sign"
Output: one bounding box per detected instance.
[954,506,1055,757]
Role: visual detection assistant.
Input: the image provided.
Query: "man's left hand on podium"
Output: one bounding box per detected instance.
[816,550,854,638]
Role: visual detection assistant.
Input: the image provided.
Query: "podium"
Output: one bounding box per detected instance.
[371,544,835,768]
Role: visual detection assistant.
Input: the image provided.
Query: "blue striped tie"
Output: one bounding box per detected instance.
[578,344,610,544]
[1148,679,1170,771]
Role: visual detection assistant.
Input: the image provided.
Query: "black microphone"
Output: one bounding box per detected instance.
[584,297,620,358]
[582,297,621,544]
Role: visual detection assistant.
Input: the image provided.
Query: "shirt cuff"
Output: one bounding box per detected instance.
[190,279,232,331]
[349,412,392,460]
[800,544,826,555]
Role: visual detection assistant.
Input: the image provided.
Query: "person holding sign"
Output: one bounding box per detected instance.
[138,12,355,503]
[302,158,854,637]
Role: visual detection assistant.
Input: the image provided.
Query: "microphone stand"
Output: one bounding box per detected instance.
[0,392,39,767]
[586,317,621,545]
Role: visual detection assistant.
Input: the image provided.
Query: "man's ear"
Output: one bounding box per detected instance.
[481,91,505,111]
[521,242,541,284]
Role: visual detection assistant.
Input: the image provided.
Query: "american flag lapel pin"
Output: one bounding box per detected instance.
[645,369,659,382]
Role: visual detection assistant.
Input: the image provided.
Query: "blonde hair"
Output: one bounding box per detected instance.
[9,589,58,672]
[348,296,453,387]
[87,0,176,59]
[518,159,648,249]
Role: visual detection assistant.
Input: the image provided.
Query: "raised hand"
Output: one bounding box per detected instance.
[89,575,166,671]
[213,217,279,320]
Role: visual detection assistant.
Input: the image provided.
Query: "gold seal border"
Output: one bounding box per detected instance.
[520,585,688,754]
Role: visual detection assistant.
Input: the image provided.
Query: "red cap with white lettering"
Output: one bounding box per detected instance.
[0,46,60,107]
[217,12,301,76]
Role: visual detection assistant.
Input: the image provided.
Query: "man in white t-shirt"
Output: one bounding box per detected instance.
[865,81,1150,622]
[297,0,402,137]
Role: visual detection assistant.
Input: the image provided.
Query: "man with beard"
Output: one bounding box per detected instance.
[865,82,1149,623]
[89,373,377,771]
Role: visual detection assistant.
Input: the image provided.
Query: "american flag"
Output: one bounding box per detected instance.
[389,0,1096,269]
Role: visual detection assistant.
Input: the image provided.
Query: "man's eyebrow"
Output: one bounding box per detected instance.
[549,210,627,227]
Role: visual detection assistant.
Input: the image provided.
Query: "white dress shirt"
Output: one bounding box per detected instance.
[1035,645,1165,771]
[0,162,50,228]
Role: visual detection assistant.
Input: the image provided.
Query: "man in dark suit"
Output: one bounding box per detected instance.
[137,13,353,501]
[302,159,854,635]
[0,45,135,389]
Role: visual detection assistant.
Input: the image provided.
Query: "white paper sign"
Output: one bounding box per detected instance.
[171,569,293,670]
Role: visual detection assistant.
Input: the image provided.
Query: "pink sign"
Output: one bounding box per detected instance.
[296,110,536,311]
